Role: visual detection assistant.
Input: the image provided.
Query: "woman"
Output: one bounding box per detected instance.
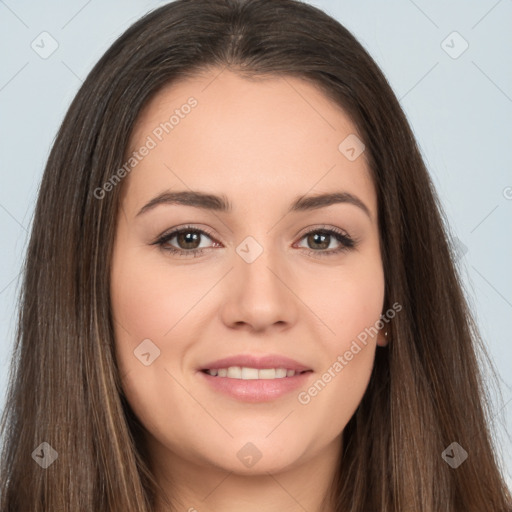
[1,0,510,510]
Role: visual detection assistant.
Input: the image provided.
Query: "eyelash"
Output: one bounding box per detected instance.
[151,224,357,259]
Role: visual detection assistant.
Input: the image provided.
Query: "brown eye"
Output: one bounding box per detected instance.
[153,226,218,258]
[174,230,203,250]
[305,232,332,250]
[295,227,356,257]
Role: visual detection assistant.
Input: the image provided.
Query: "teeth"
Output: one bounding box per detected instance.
[206,366,299,379]
[259,368,278,379]
[242,367,259,379]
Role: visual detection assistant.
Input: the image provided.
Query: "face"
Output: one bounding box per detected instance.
[110,68,386,479]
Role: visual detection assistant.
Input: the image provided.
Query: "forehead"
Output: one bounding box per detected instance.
[123,68,375,218]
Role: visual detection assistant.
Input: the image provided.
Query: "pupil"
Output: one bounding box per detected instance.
[179,231,200,249]
[309,232,329,250]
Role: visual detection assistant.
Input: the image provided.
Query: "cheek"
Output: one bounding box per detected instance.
[301,257,385,343]
[110,250,207,348]
[295,258,384,423]
[110,251,203,439]
[300,344,375,446]
[297,304,381,443]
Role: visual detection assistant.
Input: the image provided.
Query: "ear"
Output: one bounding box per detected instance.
[376,329,389,347]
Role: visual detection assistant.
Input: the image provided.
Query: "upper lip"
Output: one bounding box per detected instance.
[199,354,313,373]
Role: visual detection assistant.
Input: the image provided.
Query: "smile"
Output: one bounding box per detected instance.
[203,367,312,379]
[198,368,314,402]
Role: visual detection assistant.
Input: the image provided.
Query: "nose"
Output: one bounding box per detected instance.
[219,239,299,332]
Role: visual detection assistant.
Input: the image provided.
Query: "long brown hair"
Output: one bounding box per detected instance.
[1,0,510,510]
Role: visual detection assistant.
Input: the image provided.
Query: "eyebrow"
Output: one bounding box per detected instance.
[136,190,372,220]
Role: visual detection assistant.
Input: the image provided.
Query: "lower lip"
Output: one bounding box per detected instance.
[197,370,313,402]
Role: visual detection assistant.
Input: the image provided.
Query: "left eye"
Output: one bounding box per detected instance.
[296,230,349,251]
[153,225,356,258]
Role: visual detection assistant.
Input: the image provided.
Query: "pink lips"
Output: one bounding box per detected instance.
[197,353,314,402]
[199,353,312,373]
[198,369,313,402]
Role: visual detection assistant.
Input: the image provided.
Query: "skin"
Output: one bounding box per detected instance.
[110,67,387,512]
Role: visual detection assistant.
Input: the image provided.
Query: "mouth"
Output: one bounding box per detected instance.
[200,368,313,379]
[198,367,314,402]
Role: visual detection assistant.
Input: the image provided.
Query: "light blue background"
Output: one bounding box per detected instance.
[1,0,511,488]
